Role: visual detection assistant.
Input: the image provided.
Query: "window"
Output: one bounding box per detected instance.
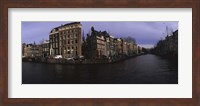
[68,40,70,44]
[56,49,58,54]
[56,43,58,48]
[72,47,74,49]
[75,40,78,43]
[72,41,74,44]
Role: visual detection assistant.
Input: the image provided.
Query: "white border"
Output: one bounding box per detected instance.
[8,8,192,98]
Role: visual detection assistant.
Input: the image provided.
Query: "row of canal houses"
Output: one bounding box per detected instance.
[83,26,141,59]
[22,40,49,58]
[22,22,142,59]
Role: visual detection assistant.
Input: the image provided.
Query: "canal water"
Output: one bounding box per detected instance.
[22,54,178,84]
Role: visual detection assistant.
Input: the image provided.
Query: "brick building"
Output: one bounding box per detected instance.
[49,22,82,58]
[85,27,106,59]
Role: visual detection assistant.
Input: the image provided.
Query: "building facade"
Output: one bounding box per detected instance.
[84,27,140,59]
[49,22,82,58]
[23,43,40,57]
[32,43,40,57]
[22,22,142,60]
[22,43,26,57]
[114,38,123,55]
[85,27,106,59]
[23,44,33,57]
[122,39,128,55]
[127,42,134,55]
[138,46,142,53]
[133,44,138,54]
[42,40,50,57]
[104,33,115,57]
[38,44,43,57]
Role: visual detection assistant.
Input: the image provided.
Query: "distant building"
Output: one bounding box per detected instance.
[165,30,178,56]
[22,41,49,58]
[42,40,49,57]
[22,43,26,57]
[153,30,178,57]
[138,46,142,53]
[23,22,141,60]
[122,39,128,55]
[85,27,106,59]
[22,44,38,57]
[127,42,134,55]
[84,27,140,59]
[49,22,82,58]
[114,38,123,55]
[38,44,43,57]
[32,42,40,57]
[126,41,138,55]
[133,44,138,54]
[102,31,115,57]
[23,43,34,57]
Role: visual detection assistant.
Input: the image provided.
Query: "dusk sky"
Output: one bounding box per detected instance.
[22,21,178,48]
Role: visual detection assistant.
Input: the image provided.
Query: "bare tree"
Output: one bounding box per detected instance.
[123,36,136,44]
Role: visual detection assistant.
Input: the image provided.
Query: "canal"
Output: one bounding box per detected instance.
[22,54,178,84]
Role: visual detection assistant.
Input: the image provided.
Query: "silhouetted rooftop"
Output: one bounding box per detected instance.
[50,22,81,33]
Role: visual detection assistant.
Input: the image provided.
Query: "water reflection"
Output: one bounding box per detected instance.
[22,54,178,84]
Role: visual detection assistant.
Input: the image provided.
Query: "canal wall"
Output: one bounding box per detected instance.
[22,53,146,65]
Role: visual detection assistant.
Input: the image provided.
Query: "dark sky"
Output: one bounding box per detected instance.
[22,21,178,48]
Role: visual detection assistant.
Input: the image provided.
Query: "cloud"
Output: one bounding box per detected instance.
[22,21,178,47]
